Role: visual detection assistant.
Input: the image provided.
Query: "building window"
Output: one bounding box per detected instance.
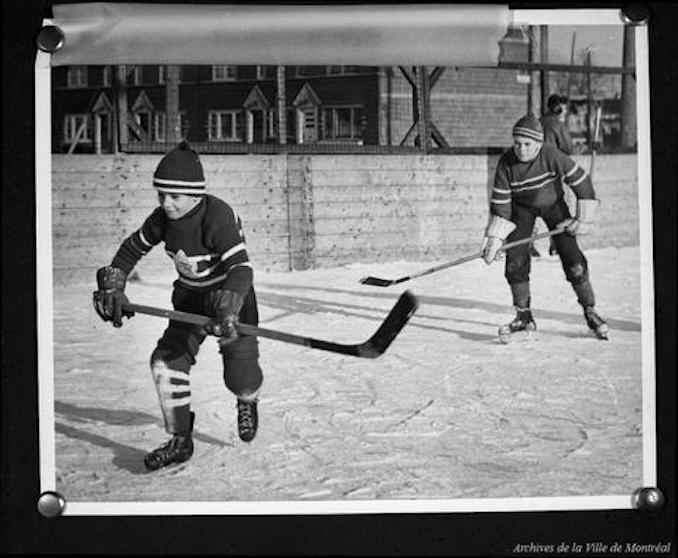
[256,65,276,80]
[64,114,90,142]
[67,66,88,88]
[212,65,237,81]
[327,66,345,75]
[208,110,241,141]
[102,66,111,87]
[322,106,364,140]
[158,66,165,84]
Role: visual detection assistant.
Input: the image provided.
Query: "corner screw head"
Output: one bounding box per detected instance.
[36,25,65,54]
[37,491,66,518]
[620,4,651,26]
[632,487,665,515]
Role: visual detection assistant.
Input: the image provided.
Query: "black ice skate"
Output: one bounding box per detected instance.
[584,306,609,340]
[498,308,537,344]
[237,398,258,442]
[144,413,194,471]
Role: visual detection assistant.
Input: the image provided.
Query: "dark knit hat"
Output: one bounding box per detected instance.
[547,93,568,112]
[153,140,206,194]
[512,114,544,142]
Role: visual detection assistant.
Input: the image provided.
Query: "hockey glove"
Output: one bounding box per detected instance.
[205,290,245,346]
[93,266,134,327]
[559,199,600,236]
[482,216,517,265]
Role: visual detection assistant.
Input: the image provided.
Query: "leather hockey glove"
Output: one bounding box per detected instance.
[93,266,134,327]
[559,199,600,236]
[482,216,517,265]
[205,290,245,346]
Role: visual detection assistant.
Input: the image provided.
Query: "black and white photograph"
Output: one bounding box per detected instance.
[3,1,676,555]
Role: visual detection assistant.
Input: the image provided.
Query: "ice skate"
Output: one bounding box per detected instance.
[498,308,537,344]
[237,398,258,442]
[144,413,194,470]
[584,306,609,340]
[144,432,193,470]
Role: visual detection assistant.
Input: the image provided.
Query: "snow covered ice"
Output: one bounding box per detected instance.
[52,246,644,504]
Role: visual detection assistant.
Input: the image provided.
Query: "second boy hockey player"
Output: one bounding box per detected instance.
[482,114,609,342]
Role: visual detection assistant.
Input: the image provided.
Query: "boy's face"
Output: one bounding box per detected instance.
[512,136,542,162]
[157,192,202,220]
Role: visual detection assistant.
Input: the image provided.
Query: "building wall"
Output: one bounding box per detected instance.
[388,67,531,147]
[50,153,639,285]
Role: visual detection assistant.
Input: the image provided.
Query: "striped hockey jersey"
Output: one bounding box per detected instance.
[111,194,252,296]
[490,142,595,221]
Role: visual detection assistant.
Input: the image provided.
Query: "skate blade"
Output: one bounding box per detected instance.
[498,329,538,344]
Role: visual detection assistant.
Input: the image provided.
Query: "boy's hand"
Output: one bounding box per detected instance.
[93,266,134,327]
[206,290,244,345]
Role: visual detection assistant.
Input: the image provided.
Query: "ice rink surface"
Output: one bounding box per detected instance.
[51,245,645,505]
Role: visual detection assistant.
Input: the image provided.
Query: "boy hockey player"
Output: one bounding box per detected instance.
[482,114,609,342]
[93,141,263,470]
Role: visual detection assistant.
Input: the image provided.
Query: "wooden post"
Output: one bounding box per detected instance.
[527,26,534,114]
[621,26,636,148]
[109,66,119,153]
[586,47,593,150]
[115,65,128,149]
[276,66,287,145]
[539,25,549,116]
[94,114,102,154]
[415,66,431,152]
[165,65,181,144]
[377,66,390,146]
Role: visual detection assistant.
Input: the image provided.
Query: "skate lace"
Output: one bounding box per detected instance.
[238,402,255,427]
[148,436,180,463]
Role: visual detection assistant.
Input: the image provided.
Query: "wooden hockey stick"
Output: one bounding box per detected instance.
[359,228,566,287]
[123,290,419,359]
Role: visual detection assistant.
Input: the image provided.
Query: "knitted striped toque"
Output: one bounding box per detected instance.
[512,114,544,142]
[153,140,206,194]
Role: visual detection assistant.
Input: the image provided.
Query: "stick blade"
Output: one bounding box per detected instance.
[356,290,419,357]
[359,276,396,287]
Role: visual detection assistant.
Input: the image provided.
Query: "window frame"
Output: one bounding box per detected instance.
[64,114,90,143]
[208,110,242,141]
[321,105,364,141]
[211,65,238,82]
[66,66,88,88]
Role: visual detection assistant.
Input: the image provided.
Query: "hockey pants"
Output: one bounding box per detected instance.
[504,199,596,309]
[150,284,263,434]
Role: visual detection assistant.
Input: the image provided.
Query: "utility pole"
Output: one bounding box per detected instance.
[539,25,549,116]
[621,26,637,148]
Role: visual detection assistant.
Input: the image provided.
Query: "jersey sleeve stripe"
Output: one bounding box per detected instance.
[220,242,247,262]
[565,163,580,177]
[510,171,554,187]
[570,172,589,187]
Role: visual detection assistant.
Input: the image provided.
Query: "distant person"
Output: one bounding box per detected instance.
[542,94,574,155]
[482,114,609,342]
[542,94,575,255]
[93,141,263,471]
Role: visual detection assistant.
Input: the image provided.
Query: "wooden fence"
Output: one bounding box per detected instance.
[50,153,639,285]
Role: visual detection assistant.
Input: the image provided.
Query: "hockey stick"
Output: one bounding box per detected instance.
[123,290,419,359]
[359,228,565,287]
